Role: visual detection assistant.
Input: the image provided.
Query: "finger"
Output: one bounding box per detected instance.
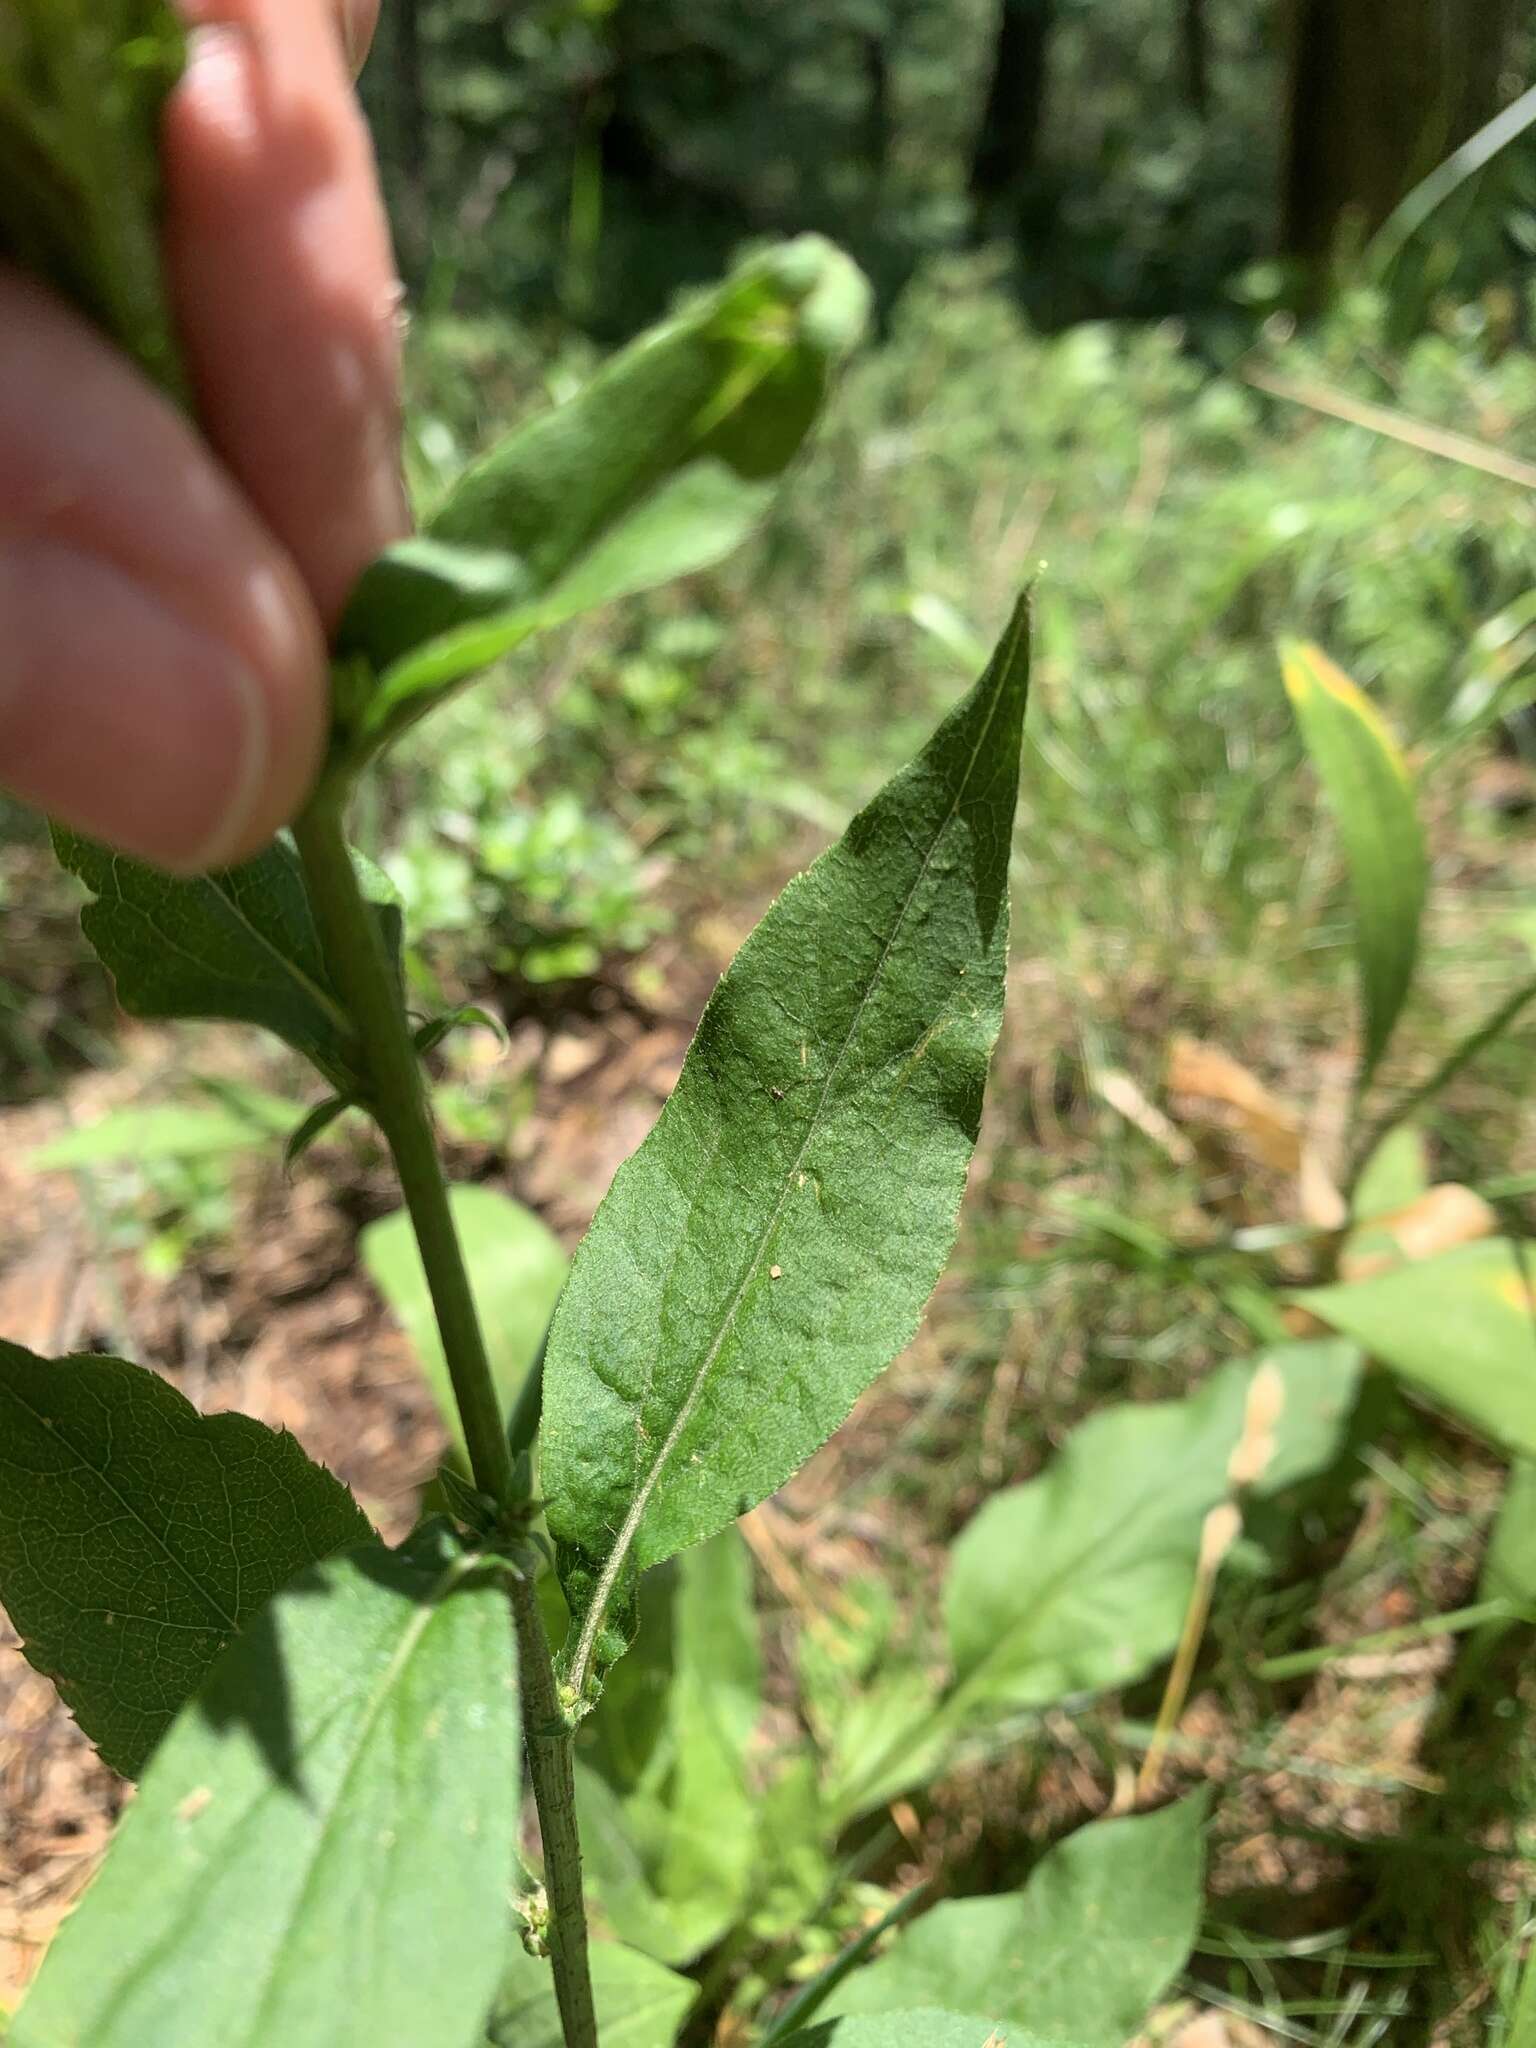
[0,269,326,873]
[336,0,380,73]
[164,0,409,628]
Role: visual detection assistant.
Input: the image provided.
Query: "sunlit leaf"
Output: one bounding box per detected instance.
[543,600,1030,1700]
[488,1941,693,2048]
[335,236,870,760]
[0,1342,370,1777]
[944,1344,1360,1719]
[1297,1239,1536,1455]
[1280,641,1427,1080]
[13,1529,519,2048]
[573,1532,762,1964]
[823,1795,1208,2045]
[30,1091,300,1171]
[775,2015,1083,2048]
[361,1183,567,1463]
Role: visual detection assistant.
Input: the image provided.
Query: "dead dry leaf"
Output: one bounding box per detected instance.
[1167,1037,1303,1175]
[1095,1067,1196,1166]
[1340,1183,1498,1282]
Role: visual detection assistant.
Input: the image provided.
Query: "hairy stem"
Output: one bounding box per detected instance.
[293,795,516,1505]
[293,794,597,2046]
[511,1571,598,2048]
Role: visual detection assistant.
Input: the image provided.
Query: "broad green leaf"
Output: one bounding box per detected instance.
[575,1532,763,1963]
[649,1529,761,1942]
[0,0,189,399]
[335,235,870,759]
[820,1664,949,1824]
[361,1183,568,1463]
[30,1090,300,1171]
[14,1528,519,2048]
[776,2020,1083,2048]
[488,1942,693,2048]
[797,1578,948,1820]
[1296,1240,1536,1456]
[1280,641,1427,1080]
[577,1566,679,1795]
[574,1764,698,1964]
[946,1343,1360,1717]
[1351,1124,1430,1220]
[0,1342,370,1777]
[1480,1459,1536,1614]
[824,1794,1209,2043]
[545,598,1032,1699]
[52,830,401,1094]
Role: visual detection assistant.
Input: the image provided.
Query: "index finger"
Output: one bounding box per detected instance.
[165,0,408,626]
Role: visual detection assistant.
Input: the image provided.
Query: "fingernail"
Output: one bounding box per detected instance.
[0,542,271,874]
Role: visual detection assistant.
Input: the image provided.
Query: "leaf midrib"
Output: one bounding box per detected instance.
[567,609,1025,1691]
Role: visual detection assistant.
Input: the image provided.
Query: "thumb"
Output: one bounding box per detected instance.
[0,271,326,874]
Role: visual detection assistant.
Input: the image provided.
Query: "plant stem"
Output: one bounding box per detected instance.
[511,1572,598,2048]
[292,794,597,2047]
[1256,1597,1518,1681]
[1349,967,1536,1192]
[291,796,516,1507]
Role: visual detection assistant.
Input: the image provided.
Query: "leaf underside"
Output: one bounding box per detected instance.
[14,1529,519,2048]
[334,236,871,760]
[0,1341,371,1777]
[51,828,401,1094]
[542,597,1031,1694]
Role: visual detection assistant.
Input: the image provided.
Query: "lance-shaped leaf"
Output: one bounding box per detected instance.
[13,1528,519,2048]
[944,1342,1360,1719]
[1296,1239,1536,1456]
[543,599,1031,1698]
[823,1794,1209,2044]
[334,235,870,760]
[1280,641,1427,1081]
[362,1184,567,1465]
[52,829,400,1093]
[488,1941,693,2048]
[0,0,189,399]
[0,1342,371,1777]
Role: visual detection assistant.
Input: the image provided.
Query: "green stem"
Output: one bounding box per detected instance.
[292,793,597,2048]
[511,1572,598,2048]
[1349,968,1536,1192]
[1256,1597,1518,1681]
[293,795,516,1506]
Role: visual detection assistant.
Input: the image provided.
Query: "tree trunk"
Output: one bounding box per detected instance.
[1181,0,1211,119]
[1280,0,1515,263]
[862,31,893,188]
[969,0,1056,221]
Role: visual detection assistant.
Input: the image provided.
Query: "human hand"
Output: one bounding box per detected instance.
[0,0,408,873]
